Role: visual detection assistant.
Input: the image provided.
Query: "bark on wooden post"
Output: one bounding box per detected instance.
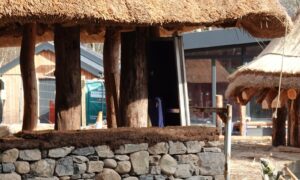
[20,23,38,131]
[272,108,287,146]
[54,25,81,130]
[288,97,300,147]
[239,105,247,136]
[103,27,121,128]
[120,28,148,127]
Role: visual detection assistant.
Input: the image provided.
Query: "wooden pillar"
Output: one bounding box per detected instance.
[288,97,300,147]
[20,23,38,131]
[239,105,247,136]
[54,25,81,130]
[216,95,223,133]
[120,28,148,127]
[272,108,287,146]
[103,27,121,128]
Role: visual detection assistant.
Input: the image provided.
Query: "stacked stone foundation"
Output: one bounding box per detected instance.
[0,127,224,180]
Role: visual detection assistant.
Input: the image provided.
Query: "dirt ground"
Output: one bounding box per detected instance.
[220,136,300,180]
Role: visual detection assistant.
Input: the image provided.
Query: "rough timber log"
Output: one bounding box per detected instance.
[20,23,38,131]
[262,89,278,109]
[288,97,300,147]
[120,28,148,127]
[239,105,247,136]
[241,88,256,102]
[103,27,121,128]
[54,25,81,130]
[271,90,288,109]
[272,108,287,146]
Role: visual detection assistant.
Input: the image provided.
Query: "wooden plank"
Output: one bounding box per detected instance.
[81,77,86,128]
[103,27,121,128]
[120,28,148,127]
[54,25,81,130]
[20,23,38,131]
[288,97,300,147]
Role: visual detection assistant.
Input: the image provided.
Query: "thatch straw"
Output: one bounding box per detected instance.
[0,0,293,46]
[226,13,300,98]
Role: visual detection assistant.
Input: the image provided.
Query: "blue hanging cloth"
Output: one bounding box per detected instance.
[149,97,164,127]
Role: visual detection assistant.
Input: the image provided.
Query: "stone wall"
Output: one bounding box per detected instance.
[0,140,224,180]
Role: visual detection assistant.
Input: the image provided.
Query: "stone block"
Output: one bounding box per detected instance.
[95,168,121,180]
[115,155,130,161]
[174,164,193,178]
[87,160,103,173]
[0,148,19,163]
[186,176,213,180]
[104,159,117,168]
[72,147,95,156]
[72,156,88,163]
[169,141,186,155]
[159,154,177,175]
[0,172,21,180]
[175,154,199,165]
[202,147,221,153]
[48,146,74,158]
[31,159,55,177]
[14,161,30,174]
[74,163,87,174]
[115,143,148,154]
[185,141,202,153]
[55,156,74,176]
[130,151,149,175]
[148,142,169,155]
[198,152,225,175]
[2,162,15,173]
[19,149,41,161]
[95,145,114,158]
[115,160,131,174]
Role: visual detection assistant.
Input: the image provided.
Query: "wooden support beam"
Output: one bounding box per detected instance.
[54,25,81,130]
[103,27,121,128]
[288,97,300,147]
[120,28,148,127]
[20,23,38,131]
[241,88,257,102]
[271,90,288,108]
[272,108,287,146]
[256,88,270,104]
[216,95,223,133]
[262,89,278,109]
[239,105,247,136]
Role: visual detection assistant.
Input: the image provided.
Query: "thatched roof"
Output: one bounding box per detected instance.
[186,60,229,84]
[226,14,300,98]
[0,0,293,46]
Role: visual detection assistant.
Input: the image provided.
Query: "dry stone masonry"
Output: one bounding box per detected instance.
[0,141,224,180]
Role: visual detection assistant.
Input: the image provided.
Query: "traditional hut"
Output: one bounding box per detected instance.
[0,0,292,130]
[226,14,300,147]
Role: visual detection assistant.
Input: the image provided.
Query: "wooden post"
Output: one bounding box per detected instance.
[120,28,148,127]
[272,108,287,146]
[288,97,300,147]
[103,27,121,128]
[20,23,38,131]
[81,77,86,128]
[54,25,81,130]
[216,95,223,133]
[239,105,247,136]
